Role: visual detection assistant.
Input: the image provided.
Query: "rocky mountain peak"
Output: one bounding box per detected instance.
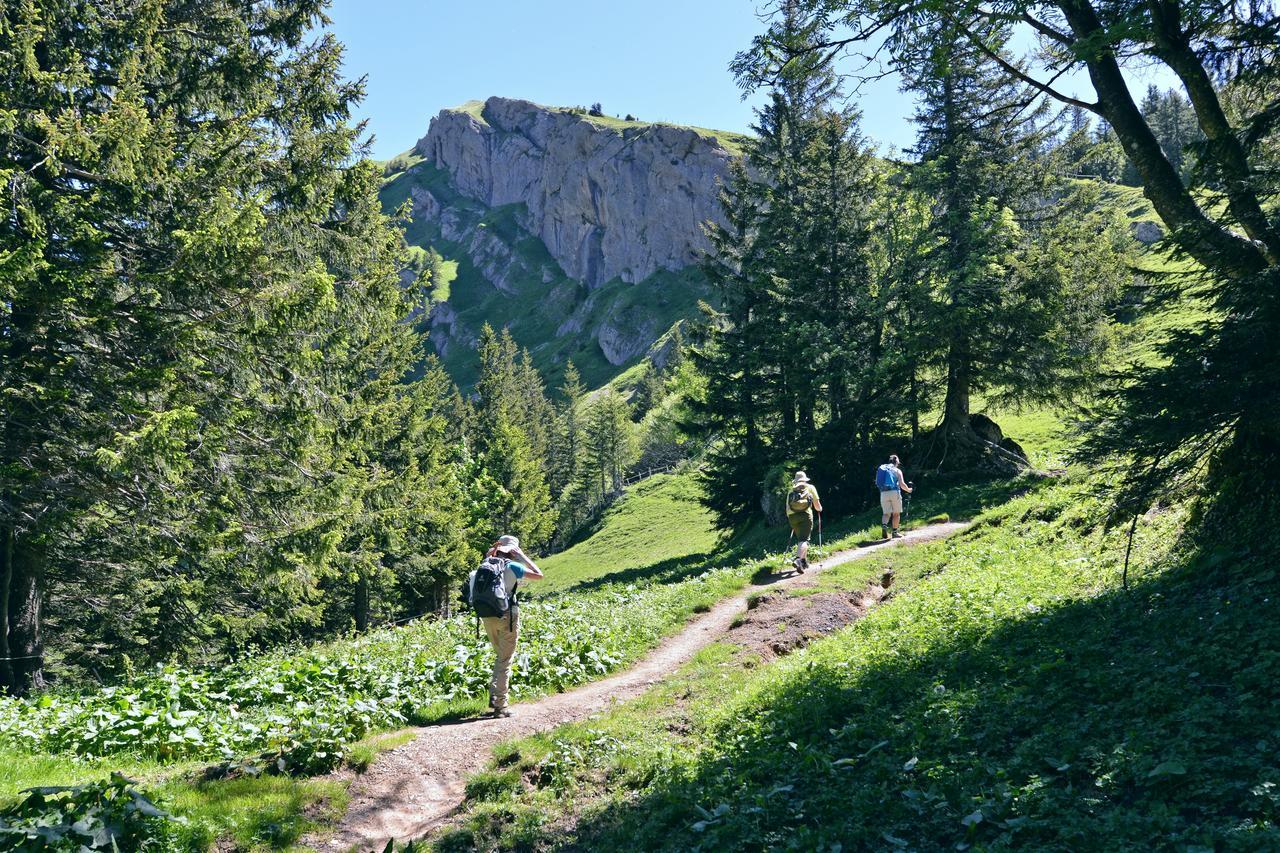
[413,97,737,288]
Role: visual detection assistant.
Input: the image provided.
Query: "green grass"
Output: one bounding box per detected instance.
[453,99,490,125]
[161,774,347,851]
[432,474,1280,851]
[537,465,1035,598]
[0,749,343,851]
[0,750,200,803]
[381,148,426,182]
[535,472,722,594]
[344,730,417,774]
[6,468,1020,849]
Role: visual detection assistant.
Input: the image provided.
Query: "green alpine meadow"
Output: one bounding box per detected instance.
[1,0,1277,850]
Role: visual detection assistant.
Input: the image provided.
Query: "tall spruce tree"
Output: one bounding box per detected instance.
[582,390,637,500]
[472,324,555,548]
[478,417,555,549]
[551,360,585,495]
[903,25,1125,470]
[700,4,897,523]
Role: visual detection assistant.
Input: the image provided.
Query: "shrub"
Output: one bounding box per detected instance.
[0,774,184,851]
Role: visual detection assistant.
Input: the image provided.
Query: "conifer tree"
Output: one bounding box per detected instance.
[903,26,1125,470]
[551,361,585,495]
[756,0,1280,515]
[699,4,893,521]
[582,391,637,500]
[478,417,555,549]
[472,324,556,548]
[0,1,478,688]
[515,347,556,476]
[697,152,786,522]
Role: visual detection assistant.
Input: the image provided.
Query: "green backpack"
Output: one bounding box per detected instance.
[787,486,813,513]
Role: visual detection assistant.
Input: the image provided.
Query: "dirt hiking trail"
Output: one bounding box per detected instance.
[312,522,968,851]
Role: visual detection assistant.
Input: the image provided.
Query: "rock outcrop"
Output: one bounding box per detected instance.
[1131,219,1165,244]
[414,97,735,288]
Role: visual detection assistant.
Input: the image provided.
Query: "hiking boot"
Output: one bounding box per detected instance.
[892,529,904,539]
[491,707,512,719]
[881,525,890,540]
[797,558,807,574]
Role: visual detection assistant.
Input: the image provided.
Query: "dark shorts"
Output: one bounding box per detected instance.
[788,511,813,541]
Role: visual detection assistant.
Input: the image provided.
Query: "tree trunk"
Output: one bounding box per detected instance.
[5,533,45,695]
[0,523,14,691]
[799,400,815,441]
[354,572,369,632]
[1144,0,1280,264]
[1056,0,1268,278]
[910,367,920,443]
[941,344,971,438]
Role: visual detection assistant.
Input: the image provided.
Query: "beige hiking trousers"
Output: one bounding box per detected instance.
[481,610,520,710]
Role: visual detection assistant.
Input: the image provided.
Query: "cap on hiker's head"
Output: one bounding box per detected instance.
[495,535,520,553]
[793,471,810,485]
[889,454,900,465]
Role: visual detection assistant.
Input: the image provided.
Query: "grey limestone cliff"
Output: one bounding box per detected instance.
[413,97,736,289]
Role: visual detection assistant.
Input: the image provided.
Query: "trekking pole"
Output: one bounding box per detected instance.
[817,511,823,549]
[904,482,914,523]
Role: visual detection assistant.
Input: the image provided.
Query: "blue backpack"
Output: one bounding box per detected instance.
[875,464,899,492]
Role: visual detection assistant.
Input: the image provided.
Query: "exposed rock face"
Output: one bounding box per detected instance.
[415,97,734,289]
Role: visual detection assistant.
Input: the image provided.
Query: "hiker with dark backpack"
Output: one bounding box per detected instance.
[874,454,913,540]
[785,471,823,573]
[463,534,544,718]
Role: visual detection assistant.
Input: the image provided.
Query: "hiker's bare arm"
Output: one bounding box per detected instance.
[896,471,912,493]
[516,549,544,579]
[813,498,824,512]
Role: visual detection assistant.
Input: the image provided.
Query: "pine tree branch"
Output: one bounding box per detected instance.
[945,15,1099,112]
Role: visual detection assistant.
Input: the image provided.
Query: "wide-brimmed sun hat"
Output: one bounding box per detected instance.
[495,535,521,553]
[792,471,810,485]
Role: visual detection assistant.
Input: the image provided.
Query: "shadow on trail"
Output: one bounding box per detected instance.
[750,566,803,585]
[564,527,1280,851]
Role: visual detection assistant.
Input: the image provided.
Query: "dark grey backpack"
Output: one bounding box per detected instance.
[464,556,513,619]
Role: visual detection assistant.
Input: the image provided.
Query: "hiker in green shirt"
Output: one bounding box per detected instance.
[786,471,823,573]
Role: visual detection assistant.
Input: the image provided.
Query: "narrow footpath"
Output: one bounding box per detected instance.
[313,522,968,851]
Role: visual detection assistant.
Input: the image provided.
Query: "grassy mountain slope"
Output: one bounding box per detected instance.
[434,469,1280,851]
[535,473,722,595]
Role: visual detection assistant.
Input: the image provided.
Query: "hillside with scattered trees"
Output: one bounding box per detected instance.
[1,0,1277,850]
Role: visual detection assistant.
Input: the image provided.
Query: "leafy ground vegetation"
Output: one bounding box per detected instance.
[432,474,1280,851]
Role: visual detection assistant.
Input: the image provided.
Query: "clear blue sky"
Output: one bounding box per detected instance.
[326,0,1179,161]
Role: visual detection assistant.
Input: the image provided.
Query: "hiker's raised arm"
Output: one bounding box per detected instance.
[516,549,544,579]
[896,469,912,493]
